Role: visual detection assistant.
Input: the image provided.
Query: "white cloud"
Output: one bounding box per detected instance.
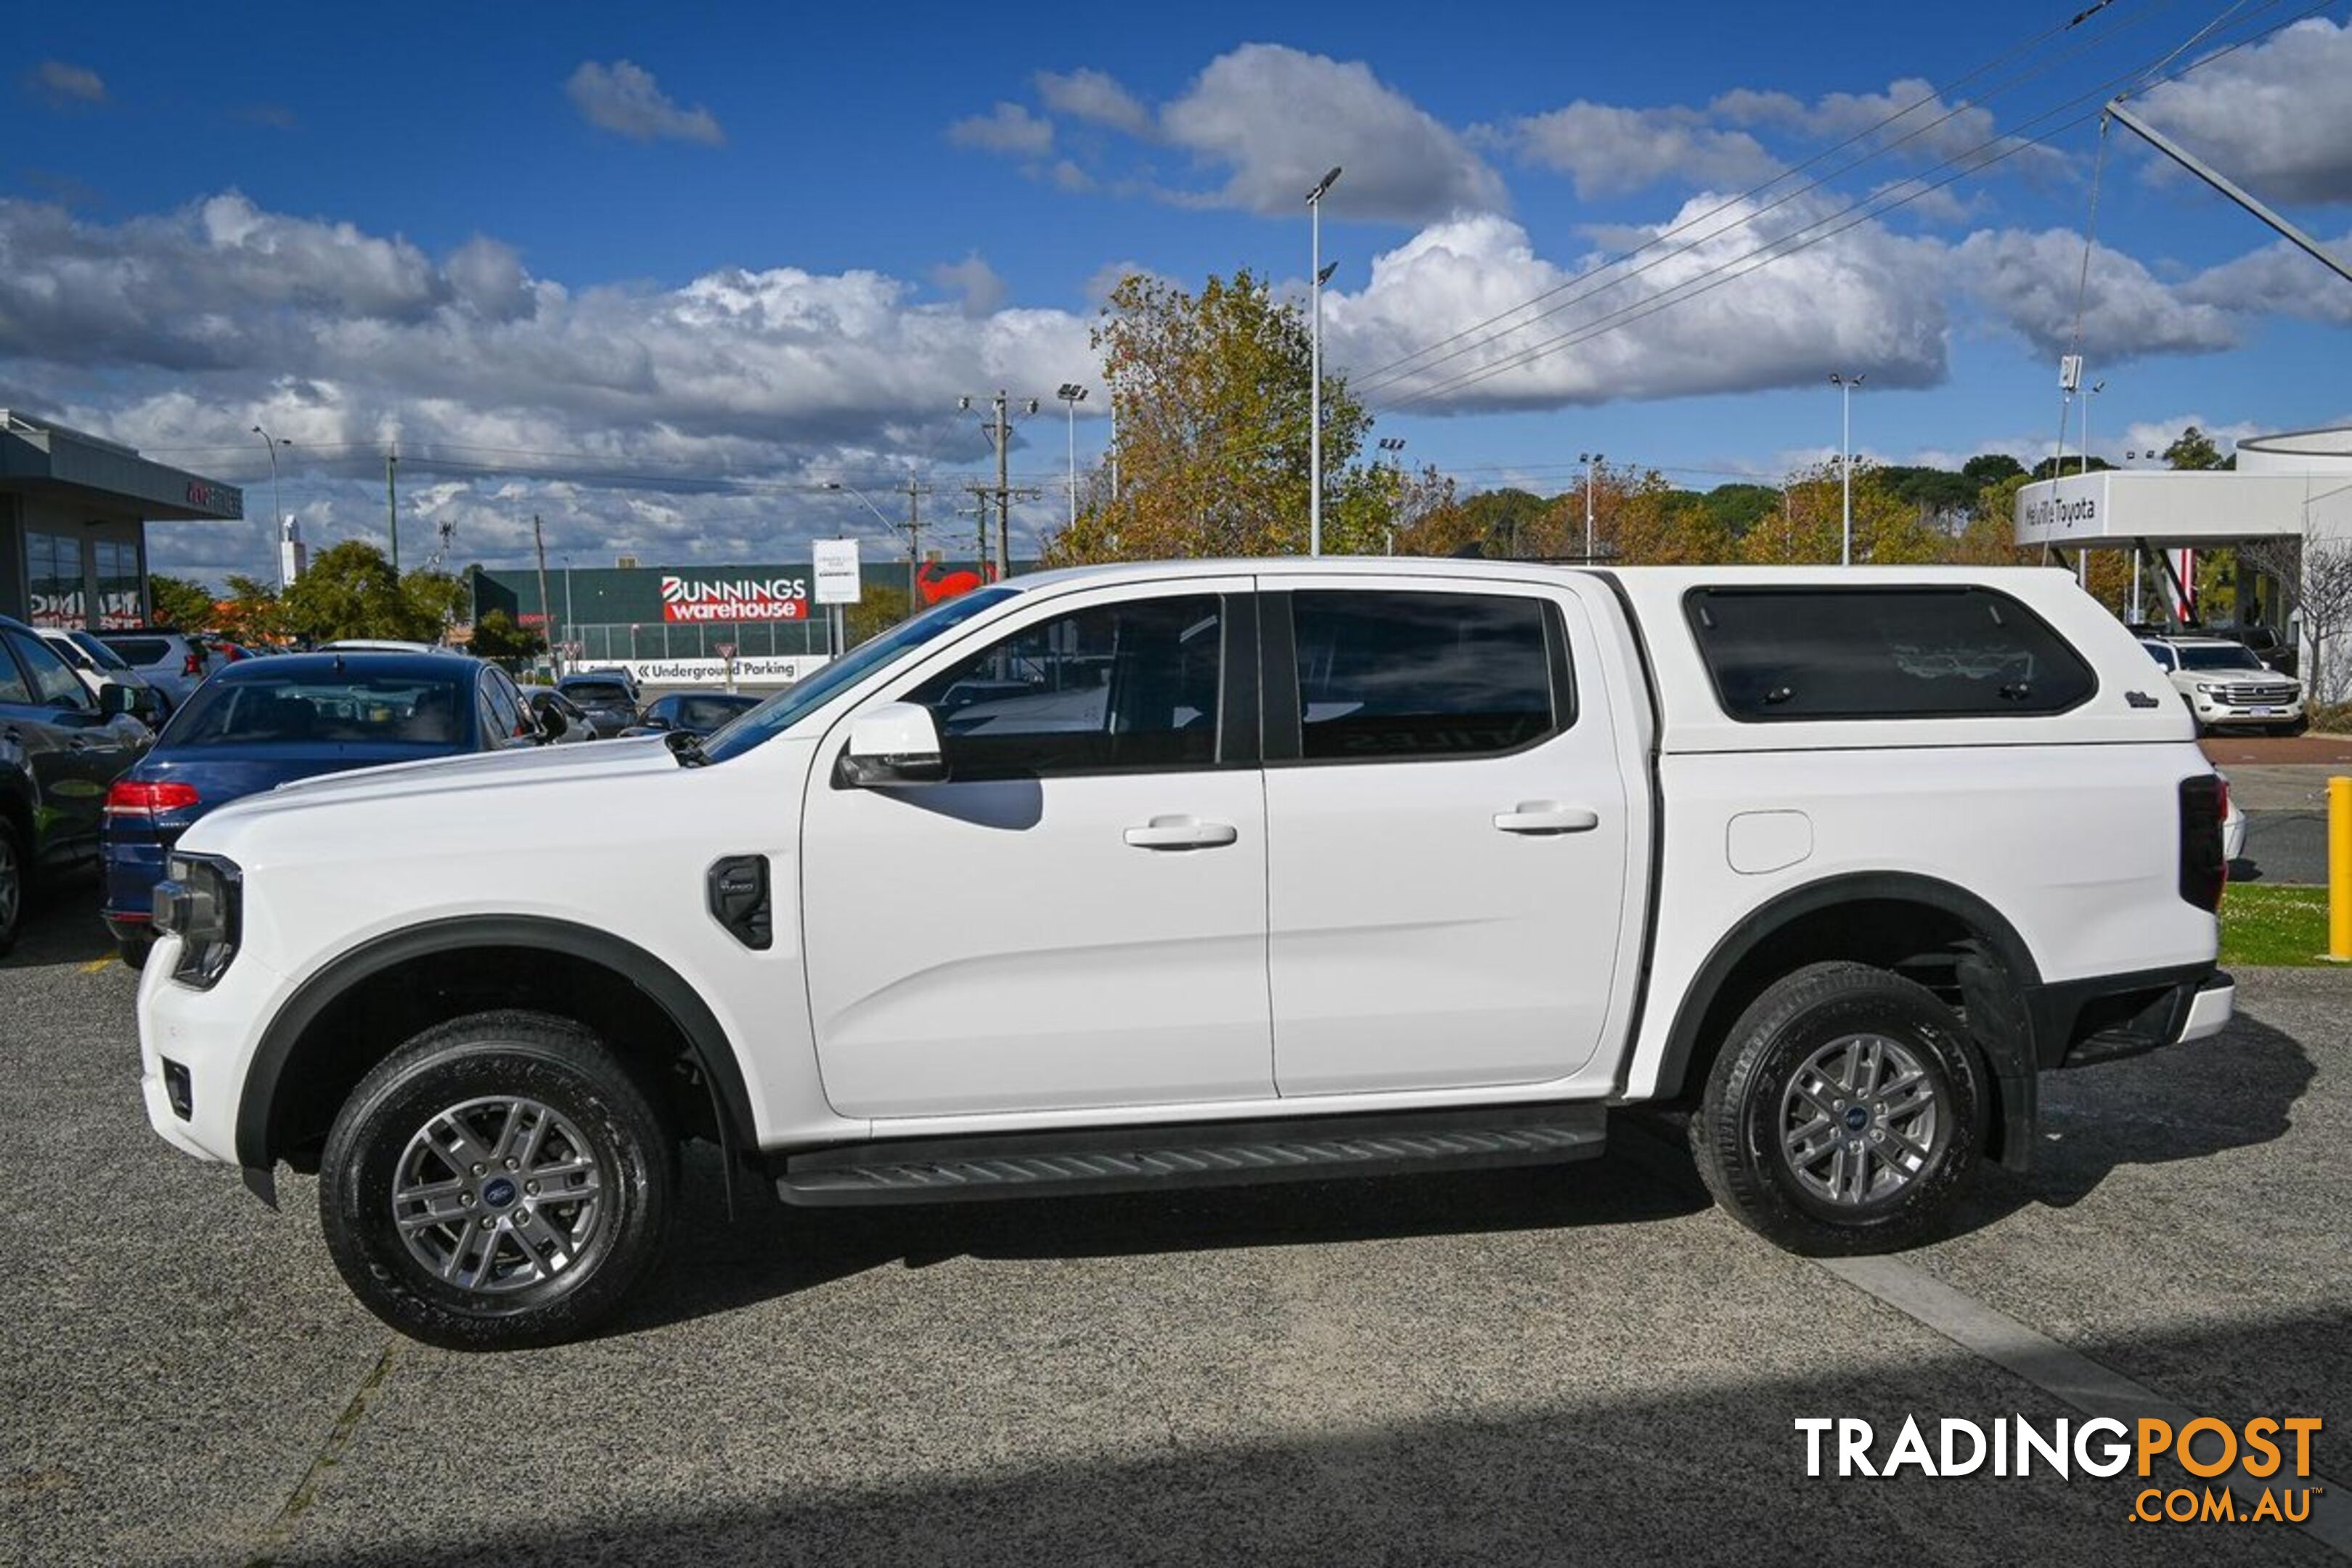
[2133,19,2352,204]
[1156,45,1505,221]
[1036,68,1151,136]
[1948,227,2238,359]
[931,251,1008,317]
[1326,200,1951,410]
[1508,102,1779,198]
[564,60,724,146]
[947,101,1053,156]
[31,60,106,106]
[2181,231,2352,326]
[1716,77,2059,178]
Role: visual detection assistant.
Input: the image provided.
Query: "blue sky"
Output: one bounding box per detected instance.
[6,0,2351,582]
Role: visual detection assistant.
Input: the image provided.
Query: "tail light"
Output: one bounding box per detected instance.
[106,778,202,818]
[2179,775,2225,912]
[183,650,202,676]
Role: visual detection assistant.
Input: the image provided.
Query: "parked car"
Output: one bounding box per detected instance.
[36,627,172,725]
[525,687,599,743]
[2139,634,2306,735]
[1,615,152,955]
[555,672,641,737]
[135,562,2240,1349]
[96,629,213,707]
[581,666,641,702]
[620,690,761,738]
[100,652,555,968]
[2208,623,2298,679]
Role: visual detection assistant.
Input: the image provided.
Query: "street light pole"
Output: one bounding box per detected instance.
[1056,383,1087,531]
[1830,372,1865,565]
[1578,452,1604,565]
[1307,166,1342,557]
[251,425,285,591]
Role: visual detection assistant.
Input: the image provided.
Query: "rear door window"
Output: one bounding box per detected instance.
[100,637,170,666]
[1277,590,1566,762]
[1686,587,2096,720]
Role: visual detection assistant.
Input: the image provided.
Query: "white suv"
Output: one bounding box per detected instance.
[2140,635,2306,735]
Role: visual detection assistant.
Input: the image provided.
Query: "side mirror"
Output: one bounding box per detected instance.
[836,701,947,788]
[539,705,567,737]
[99,681,135,718]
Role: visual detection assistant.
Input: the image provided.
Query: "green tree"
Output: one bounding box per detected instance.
[1047,269,1378,563]
[469,608,544,661]
[2164,426,2229,470]
[147,573,215,629]
[1961,452,2027,490]
[845,582,914,646]
[280,541,455,642]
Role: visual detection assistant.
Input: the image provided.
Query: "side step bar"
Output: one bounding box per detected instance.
[775,1103,1609,1206]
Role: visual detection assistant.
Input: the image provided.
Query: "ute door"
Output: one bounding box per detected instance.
[801,583,1271,1119]
[1262,579,1630,1097]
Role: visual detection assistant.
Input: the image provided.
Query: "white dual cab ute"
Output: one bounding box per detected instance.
[138,560,2235,1349]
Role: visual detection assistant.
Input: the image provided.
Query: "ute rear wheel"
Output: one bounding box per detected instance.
[319,1011,674,1350]
[1691,962,1984,1255]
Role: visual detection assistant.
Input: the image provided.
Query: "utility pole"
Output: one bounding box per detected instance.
[968,487,991,576]
[902,478,927,605]
[531,513,556,676]
[994,392,1012,576]
[1579,452,1604,565]
[1830,373,1864,565]
[386,449,400,573]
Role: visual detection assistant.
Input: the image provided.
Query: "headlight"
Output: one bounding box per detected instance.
[153,852,242,989]
[2192,683,2223,695]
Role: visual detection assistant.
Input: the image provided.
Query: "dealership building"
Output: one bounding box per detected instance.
[470,555,1002,685]
[1,409,244,629]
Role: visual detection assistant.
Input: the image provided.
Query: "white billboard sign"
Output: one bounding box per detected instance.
[812,539,861,605]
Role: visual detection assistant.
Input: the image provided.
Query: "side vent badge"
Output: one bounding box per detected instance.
[707,855,773,950]
[2126,690,2160,709]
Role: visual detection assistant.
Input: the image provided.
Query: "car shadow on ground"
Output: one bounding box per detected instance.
[282,1307,2351,1568]
[0,869,116,971]
[611,1009,2317,1340]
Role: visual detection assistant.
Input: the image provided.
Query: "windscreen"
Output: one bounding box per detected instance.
[2176,645,2264,672]
[701,586,1016,762]
[563,680,632,704]
[163,671,473,747]
[667,695,759,729]
[70,632,131,670]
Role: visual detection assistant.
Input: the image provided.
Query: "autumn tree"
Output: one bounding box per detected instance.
[1047,270,1379,563]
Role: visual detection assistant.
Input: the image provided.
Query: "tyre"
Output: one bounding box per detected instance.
[1691,962,1985,1256]
[319,1010,674,1350]
[116,934,153,971]
[0,817,24,958]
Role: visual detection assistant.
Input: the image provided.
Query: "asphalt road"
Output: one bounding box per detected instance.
[3,878,2347,1567]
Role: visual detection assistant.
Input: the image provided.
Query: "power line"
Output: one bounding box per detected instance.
[1372,0,2325,412]
[1346,0,2174,399]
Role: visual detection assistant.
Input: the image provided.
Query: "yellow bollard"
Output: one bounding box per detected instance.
[2333,777,2352,963]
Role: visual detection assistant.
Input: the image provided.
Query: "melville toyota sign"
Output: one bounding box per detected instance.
[659,573,810,623]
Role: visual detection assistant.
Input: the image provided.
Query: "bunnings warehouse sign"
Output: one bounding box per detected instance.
[661,572,810,622]
[616,654,829,687]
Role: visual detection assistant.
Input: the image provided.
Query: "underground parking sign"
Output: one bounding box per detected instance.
[813,539,860,605]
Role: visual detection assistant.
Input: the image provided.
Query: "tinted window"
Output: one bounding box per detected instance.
[100,636,171,666]
[907,595,1222,779]
[661,694,758,730]
[0,642,32,705]
[165,673,470,746]
[561,680,631,704]
[70,632,130,670]
[1287,591,1560,761]
[7,630,92,711]
[1686,587,2096,721]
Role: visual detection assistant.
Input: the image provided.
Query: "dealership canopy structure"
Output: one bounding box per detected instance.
[2014,422,2352,651]
[0,409,244,629]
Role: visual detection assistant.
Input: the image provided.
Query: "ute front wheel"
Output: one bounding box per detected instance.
[1691,962,1985,1255]
[319,1011,674,1351]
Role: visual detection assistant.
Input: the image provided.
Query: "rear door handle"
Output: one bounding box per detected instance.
[1493,801,1600,836]
[1124,815,1239,851]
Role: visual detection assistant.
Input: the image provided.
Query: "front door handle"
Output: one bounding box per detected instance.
[1494,801,1600,836]
[1124,815,1239,851]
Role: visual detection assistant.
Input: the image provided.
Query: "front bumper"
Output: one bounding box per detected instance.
[137,936,290,1172]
